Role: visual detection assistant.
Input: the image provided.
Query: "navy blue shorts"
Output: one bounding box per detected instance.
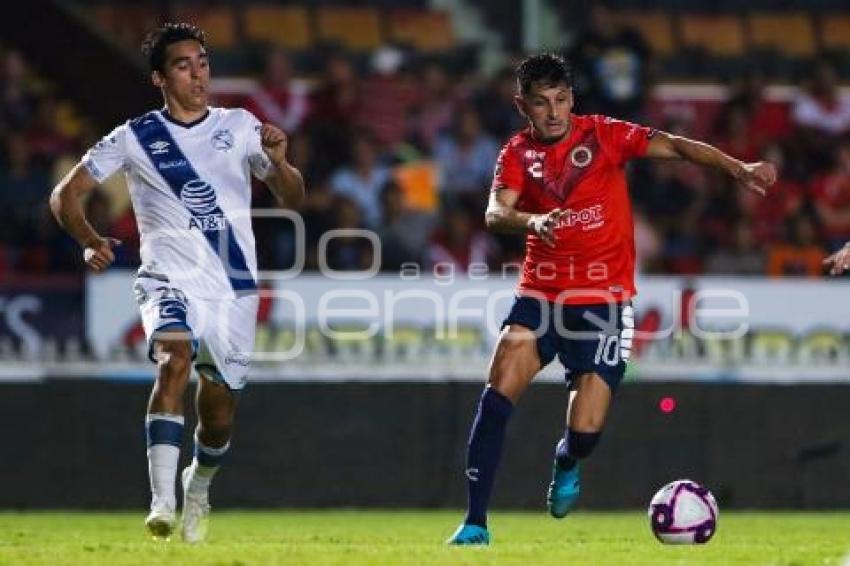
[502,295,634,391]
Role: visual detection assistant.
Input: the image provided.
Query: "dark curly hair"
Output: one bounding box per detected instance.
[516,53,572,96]
[141,23,206,73]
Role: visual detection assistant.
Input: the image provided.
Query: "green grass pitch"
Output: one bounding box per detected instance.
[0,510,848,565]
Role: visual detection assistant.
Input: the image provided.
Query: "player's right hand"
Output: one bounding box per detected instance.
[735,161,777,196]
[528,209,565,248]
[823,242,850,276]
[83,236,121,272]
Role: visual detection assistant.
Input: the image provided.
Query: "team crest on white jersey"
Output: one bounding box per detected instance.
[149,140,170,155]
[212,129,234,151]
[570,145,593,168]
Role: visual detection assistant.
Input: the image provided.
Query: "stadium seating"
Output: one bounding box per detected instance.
[617,11,676,57]
[243,5,313,50]
[387,10,455,52]
[79,3,850,81]
[819,13,850,52]
[89,4,160,53]
[170,7,237,49]
[748,12,816,57]
[316,6,383,51]
[679,14,746,57]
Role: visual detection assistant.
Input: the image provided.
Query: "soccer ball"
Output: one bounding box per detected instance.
[648,479,718,544]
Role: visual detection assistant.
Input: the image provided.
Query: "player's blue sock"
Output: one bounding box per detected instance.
[194,435,230,468]
[146,413,185,448]
[145,413,185,509]
[464,387,513,528]
[186,434,230,494]
[556,428,601,470]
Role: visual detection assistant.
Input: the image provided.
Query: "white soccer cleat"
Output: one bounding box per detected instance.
[145,503,176,540]
[181,466,211,544]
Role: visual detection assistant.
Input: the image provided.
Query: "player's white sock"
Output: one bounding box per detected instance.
[146,413,185,511]
[185,434,230,495]
[149,445,180,510]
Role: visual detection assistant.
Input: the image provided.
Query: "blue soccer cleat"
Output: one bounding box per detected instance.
[547,440,581,519]
[446,523,490,545]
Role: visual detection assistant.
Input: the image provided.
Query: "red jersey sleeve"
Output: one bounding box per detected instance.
[491,141,524,194]
[596,116,655,165]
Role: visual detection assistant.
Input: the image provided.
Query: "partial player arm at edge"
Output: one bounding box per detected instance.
[824,241,850,276]
[49,163,120,271]
[485,187,564,247]
[645,131,777,195]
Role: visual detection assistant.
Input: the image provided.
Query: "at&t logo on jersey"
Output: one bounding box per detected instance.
[558,204,605,231]
[182,179,226,232]
[189,214,226,232]
[181,179,218,214]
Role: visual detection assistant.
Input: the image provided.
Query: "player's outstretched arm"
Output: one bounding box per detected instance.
[824,243,850,276]
[644,131,777,196]
[485,187,565,248]
[258,123,305,208]
[49,163,121,272]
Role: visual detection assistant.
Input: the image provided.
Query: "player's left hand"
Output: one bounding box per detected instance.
[823,243,850,276]
[260,123,289,165]
[735,161,777,196]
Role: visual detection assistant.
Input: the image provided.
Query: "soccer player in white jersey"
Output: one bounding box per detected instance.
[49,23,304,542]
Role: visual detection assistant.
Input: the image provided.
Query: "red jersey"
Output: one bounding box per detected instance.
[492,114,654,305]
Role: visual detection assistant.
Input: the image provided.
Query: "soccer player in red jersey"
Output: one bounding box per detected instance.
[447,53,776,545]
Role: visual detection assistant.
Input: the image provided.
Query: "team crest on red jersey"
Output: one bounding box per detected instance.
[537,131,600,202]
[570,145,593,168]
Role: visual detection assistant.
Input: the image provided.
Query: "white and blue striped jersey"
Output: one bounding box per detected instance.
[83,107,272,298]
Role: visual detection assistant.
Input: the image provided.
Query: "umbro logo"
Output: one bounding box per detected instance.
[149,140,170,155]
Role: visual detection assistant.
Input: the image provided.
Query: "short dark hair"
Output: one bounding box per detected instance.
[141,23,206,72]
[516,53,572,96]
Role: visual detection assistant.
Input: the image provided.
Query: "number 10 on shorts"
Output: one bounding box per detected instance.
[594,333,621,366]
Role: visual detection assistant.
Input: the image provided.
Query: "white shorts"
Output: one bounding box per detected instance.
[133,273,259,390]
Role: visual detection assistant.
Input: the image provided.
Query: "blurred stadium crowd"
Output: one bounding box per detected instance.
[6,1,850,278]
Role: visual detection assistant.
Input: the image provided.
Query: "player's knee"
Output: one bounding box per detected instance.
[571,412,606,433]
[153,341,192,383]
[566,429,601,460]
[497,330,536,359]
[489,336,538,394]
